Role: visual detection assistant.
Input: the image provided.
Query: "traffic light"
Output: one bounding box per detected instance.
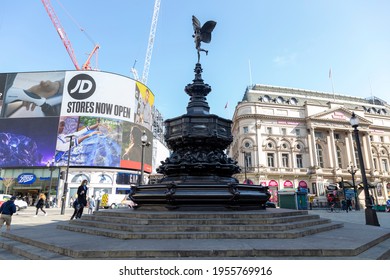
[60,171,66,180]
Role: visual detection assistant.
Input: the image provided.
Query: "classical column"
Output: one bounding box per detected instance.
[361,132,372,170]
[347,130,356,165]
[308,127,318,167]
[328,129,336,168]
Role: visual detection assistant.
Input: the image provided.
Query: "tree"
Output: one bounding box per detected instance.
[2,178,15,194]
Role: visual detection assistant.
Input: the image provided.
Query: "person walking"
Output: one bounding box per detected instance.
[88,195,95,215]
[0,196,17,231]
[70,198,82,220]
[76,180,88,219]
[34,193,47,217]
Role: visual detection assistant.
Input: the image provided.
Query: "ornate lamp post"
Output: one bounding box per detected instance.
[61,135,74,215]
[350,112,379,226]
[138,131,150,185]
[347,163,360,211]
[242,151,248,184]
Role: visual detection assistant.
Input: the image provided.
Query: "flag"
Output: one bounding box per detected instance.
[329,68,332,79]
[224,102,228,109]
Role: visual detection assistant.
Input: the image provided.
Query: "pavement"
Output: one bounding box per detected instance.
[3,206,76,230]
[308,208,390,229]
[1,206,390,260]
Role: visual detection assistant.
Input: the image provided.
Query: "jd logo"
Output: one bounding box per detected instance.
[67,74,96,100]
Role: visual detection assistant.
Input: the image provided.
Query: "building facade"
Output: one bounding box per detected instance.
[229,84,390,207]
[0,70,168,205]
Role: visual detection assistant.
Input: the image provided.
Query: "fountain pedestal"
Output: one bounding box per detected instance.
[130,63,270,209]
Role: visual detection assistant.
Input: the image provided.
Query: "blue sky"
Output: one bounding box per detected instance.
[1,0,390,120]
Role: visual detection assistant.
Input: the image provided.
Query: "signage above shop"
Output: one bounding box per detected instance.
[284,180,294,188]
[17,173,37,184]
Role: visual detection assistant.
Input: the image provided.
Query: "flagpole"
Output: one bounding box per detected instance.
[329,67,335,100]
[248,60,253,86]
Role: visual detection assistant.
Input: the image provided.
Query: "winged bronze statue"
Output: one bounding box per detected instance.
[192,15,217,63]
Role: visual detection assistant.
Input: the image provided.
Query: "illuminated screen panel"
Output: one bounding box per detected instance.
[0,70,154,171]
[0,117,59,167]
[2,72,65,118]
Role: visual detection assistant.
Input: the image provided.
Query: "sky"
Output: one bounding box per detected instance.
[1,0,390,120]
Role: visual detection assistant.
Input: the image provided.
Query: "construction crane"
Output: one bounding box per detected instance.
[41,0,99,70]
[132,0,161,84]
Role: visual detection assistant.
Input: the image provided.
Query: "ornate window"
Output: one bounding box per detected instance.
[289,97,298,105]
[382,159,388,172]
[263,95,270,102]
[244,152,252,167]
[316,144,324,168]
[296,154,303,168]
[243,141,252,148]
[267,153,275,167]
[276,96,284,104]
[282,153,289,167]
[353,144,360,169]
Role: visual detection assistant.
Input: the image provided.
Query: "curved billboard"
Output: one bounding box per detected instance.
[0,71,154,172]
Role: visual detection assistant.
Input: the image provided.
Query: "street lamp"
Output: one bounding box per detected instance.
[138,131,150,185]
[347,163,360,211]
[350,112,379,226]
[61,135,74,215]
[46,158,58,208]
[242,151,248,184]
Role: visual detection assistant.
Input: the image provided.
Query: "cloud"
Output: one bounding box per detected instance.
[273,53,297,66]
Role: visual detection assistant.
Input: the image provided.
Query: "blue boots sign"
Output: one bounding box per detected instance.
[17,173,36,184]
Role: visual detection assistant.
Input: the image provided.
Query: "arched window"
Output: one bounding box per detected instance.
[99,174,113,184]
[316,144,324,168]
[71,174,90,184]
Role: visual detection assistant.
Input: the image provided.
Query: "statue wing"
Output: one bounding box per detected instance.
[192,15,201,31]
[200,21,217,43]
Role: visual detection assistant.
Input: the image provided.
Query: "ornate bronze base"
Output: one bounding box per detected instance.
[130,177,270,210]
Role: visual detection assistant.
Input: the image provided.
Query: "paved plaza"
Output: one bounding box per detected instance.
[1,206,390,260]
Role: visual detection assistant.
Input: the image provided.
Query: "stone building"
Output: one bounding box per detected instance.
[229,84,390,207]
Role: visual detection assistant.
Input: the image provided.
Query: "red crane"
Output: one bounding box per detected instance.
[41,0,99,70]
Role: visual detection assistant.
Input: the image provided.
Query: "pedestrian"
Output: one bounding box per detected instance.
[88,195,95,215]
[34,193,47,217]
[76,180,88,219]
[69,196,75,208]
[346,198,352,211]
[70,198,82,220]
[0,196,17,231]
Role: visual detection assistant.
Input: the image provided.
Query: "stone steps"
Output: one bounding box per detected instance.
[58,209,342,239]
[1,208,389,259]
[57,220,343,239]
[61,219,338,236]
[0,237,71,260]
[83,211,320,225]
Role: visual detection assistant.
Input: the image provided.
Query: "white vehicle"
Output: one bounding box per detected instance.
[0,194,28,211]
[100,194,127,209]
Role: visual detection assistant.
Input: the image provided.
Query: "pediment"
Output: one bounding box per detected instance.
[308,107,372,126]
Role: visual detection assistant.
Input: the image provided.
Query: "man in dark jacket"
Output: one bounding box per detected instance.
[76,180,88,219]
[0,196,17,231]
